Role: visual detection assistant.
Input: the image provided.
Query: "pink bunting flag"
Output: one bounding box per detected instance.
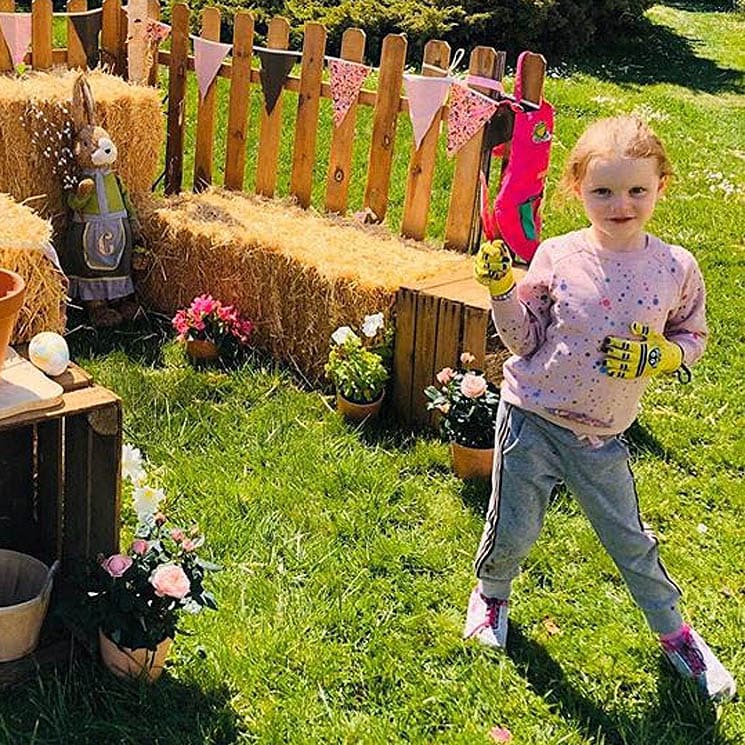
[403,74,451,150]
[328,58,370,127]
[446,83,499,158]
[0,12,32,68]
[193,36,232,100]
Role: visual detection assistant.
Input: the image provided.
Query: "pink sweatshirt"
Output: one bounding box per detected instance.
[492,229,708,436]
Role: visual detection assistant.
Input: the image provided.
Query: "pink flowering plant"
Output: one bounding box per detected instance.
[172,294,254,357]
[424,352,500,449]
[82,445,218,651]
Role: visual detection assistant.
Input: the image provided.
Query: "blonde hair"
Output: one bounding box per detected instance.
[559,116,673,197]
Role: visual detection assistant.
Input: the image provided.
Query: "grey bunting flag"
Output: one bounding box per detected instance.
[69,8,103,68]
[257,49,295,116]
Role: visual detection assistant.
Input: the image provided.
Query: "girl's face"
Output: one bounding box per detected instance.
[578,156,665,250]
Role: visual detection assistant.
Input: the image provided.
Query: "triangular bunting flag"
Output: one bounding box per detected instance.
[69,8,103,69]
[328,58,370,127]
[193,36,232,100]
[446,83,499,158]
[257,49,295,116]
[146,19,171,44]
[403,74,451,150]
[0,12,32,68]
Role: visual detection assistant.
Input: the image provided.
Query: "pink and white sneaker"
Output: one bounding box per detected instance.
[463,585,509,649]
[660,624,737,702]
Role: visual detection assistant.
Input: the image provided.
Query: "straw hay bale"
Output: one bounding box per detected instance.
[0,194,66,343]
[0,69,162,228]
[137,189,475,383]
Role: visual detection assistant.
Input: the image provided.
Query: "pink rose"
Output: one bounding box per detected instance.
[181,538,197,552]
[102,554,133,577]
[460,373,487,399]
[150,564,191,599]
[171,528,185,542]
[131,539,149,555]
[436,367,455,385]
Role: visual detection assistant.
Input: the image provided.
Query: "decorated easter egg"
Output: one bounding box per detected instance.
[29,332,70,376]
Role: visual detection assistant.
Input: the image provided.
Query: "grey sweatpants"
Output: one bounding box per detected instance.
[474,400,683,634]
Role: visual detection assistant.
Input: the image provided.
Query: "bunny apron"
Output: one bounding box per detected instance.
[64,169,134,301]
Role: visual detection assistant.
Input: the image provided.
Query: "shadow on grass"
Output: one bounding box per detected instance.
[0,655,243,744]
[507,623,735,745]
[571,12,743,94]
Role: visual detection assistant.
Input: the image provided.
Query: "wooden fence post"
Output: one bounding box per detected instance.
[289,22,326,208]
[66,0,88,70]
[147,0,161,86]
[363,33,407,223]
[164,2,189,195]
[444,47,500,251]
[255,16,290,198]
[101,0,121,74]
[224,11,254,191]
[401,40,451,241]
[31,0,53,70]
[0,0,15,73]
[193,6,221,192]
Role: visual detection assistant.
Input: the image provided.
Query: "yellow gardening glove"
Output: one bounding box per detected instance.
[474,240,515,297]
[601,322,684,380]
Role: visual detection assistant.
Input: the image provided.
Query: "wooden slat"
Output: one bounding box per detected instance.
[410,293,440,426]
[193,6,221,192]
[31,0,53,70]
[36,420,63,565]
[289,22,326,208]
[100,0,121,74]
[164,2,189,195]
[117,4,127,73]
[430,298,462,426]
[0,0,15,73]
[444,47,500,251]
[0,427,35,554]
[147,0,161,86]
[63,412,92,560]
[324,28,365,215]
[461,306,489,370]
[66,0,87,69]
[223,11,254,190]
[401,40,450,241]
[255,16,290,198]
[517,52,546,106]
[392,287,417,423]
[363,33,406,223]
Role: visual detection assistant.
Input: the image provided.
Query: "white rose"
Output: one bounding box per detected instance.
[122,444,146,485]
[331,326,356,345]
[361,312,384,338]
[133,484,165,520]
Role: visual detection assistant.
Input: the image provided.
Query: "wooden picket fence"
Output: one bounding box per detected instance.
[0,0,546,250]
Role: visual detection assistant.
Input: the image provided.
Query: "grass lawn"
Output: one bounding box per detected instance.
[2,4,744,743]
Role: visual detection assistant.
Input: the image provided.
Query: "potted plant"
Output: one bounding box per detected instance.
[81,445,218,682]
[424,352,501,479]
[324,313,392,422]
[172,294,254,362]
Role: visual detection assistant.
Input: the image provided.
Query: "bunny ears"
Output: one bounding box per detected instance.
[71,74,96,131]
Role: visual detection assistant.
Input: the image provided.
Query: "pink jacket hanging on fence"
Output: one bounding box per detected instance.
[493,52,554,263]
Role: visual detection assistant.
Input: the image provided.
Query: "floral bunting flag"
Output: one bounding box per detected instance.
[257,49,296,115]
[69,8,103,69]
[446,83,499,158]
[146,19,171,44]
[0,12,32,68]
[328,58,370,127]
[193,36,232,100]
[403,74,451,150]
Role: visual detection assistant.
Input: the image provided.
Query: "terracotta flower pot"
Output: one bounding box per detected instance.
[186,339,219,360]
[450,442,494,480]
[336,391,384,422]
[98,629,172,682]
[0,269,26,367]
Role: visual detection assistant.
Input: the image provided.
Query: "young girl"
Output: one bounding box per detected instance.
[465,116,736,701]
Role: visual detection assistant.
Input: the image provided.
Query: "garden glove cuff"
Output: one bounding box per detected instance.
[474,240,515,297]
[601,321,688,381]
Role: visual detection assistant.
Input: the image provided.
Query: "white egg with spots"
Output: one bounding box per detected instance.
[29,332,69,376]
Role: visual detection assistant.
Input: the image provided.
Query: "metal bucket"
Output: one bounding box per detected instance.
[0,550,59,662]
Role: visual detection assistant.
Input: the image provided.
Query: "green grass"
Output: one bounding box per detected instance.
[1,4,744,743]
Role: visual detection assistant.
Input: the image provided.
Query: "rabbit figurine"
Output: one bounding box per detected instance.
[62,74,141,328]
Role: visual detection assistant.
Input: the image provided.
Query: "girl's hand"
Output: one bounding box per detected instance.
[601,322,684,379]
[474,240,515,297]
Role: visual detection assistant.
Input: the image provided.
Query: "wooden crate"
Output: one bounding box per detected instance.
[0,352,122,688]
